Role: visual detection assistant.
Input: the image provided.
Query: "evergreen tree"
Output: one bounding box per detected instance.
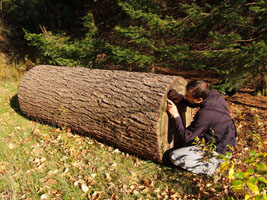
[2,0,267,95]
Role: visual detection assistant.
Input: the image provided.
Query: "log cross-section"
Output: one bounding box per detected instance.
[18,65,192,162]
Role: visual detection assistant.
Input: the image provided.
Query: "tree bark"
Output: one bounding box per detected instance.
[18,65,192,162]
[256,73,267,96]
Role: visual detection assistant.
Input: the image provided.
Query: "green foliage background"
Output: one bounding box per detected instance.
[1,0,266,93]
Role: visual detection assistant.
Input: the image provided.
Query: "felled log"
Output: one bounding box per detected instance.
[18,65,192,162]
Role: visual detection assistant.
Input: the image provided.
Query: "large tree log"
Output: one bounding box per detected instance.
[18,65,192,162]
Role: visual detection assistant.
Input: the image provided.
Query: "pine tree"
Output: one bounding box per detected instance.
[3,0,267,95]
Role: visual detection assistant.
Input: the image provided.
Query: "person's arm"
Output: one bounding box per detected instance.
[167,99,209,143]
[166,99,180,118]
[174,112,209,143]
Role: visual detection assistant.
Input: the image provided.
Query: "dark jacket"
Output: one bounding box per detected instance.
[174,90,236,155]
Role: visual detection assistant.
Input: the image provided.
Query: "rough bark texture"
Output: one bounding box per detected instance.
[18,65,192,162]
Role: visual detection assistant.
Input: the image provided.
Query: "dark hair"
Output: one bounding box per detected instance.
[186,80,210,100]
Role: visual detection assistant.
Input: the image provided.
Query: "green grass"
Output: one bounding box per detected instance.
[0,56,21,81]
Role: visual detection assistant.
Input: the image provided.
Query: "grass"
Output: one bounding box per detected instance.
[0,59,226,199]
[0,55,21,81]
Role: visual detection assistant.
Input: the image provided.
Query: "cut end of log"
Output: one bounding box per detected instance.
[157,77,192,161]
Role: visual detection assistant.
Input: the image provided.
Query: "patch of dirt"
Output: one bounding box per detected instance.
[226,88,267,151]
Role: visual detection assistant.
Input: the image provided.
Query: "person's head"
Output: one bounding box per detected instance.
[185,80,209,104]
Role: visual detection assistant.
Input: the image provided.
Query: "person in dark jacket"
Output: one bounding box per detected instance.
[167,80,236,176]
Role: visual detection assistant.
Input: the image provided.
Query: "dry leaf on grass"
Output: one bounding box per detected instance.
[81,184,89,193]
[105,173,112,181]
[89,191,102,200]
[44,179,57,186]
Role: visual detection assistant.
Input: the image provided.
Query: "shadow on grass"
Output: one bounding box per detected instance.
[229,99,267,110]
[9,94,25,116]
[159,164,215,198]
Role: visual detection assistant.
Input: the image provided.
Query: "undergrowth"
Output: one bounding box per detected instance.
[0,55,21,81]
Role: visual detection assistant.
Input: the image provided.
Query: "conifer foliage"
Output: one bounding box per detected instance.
[2,0,267,94]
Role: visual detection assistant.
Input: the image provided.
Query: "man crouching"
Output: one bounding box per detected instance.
[167,80,236,176]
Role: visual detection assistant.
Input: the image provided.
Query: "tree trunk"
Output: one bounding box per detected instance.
[18,65,192,162]
[256,73,267,96]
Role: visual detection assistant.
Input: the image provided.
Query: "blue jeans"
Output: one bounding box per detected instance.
[169,145,222,176]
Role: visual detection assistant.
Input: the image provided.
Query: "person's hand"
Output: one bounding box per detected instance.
[166,99,180,118]
[167,89,183,104]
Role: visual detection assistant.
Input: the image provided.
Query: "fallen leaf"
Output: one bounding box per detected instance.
[133,190,139,195]
[154,188,160,193]
[141,187,150,193]
[74,180,80,187]
[50,189,61,195]
[206,183,212,187]
[81,184,89,193]
[44,179,57,186]
[127,167,136,177]
[91,173,97,178]
[97,166,105,172]
[110,162,117,170]
[105,173,112,181]
[8,143,14,149]
[84,176,95,185]
[51,128,61,133]
[90,191,102,200]
[112,149,120,154]
[143,179,150,187]
[170,191,181,200]
[111,193,117,200]
[40,194,48,199]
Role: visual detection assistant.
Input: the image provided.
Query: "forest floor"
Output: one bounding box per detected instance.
[0,54,266,199]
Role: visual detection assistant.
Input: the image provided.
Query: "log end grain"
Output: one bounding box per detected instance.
[157,77,192,161]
